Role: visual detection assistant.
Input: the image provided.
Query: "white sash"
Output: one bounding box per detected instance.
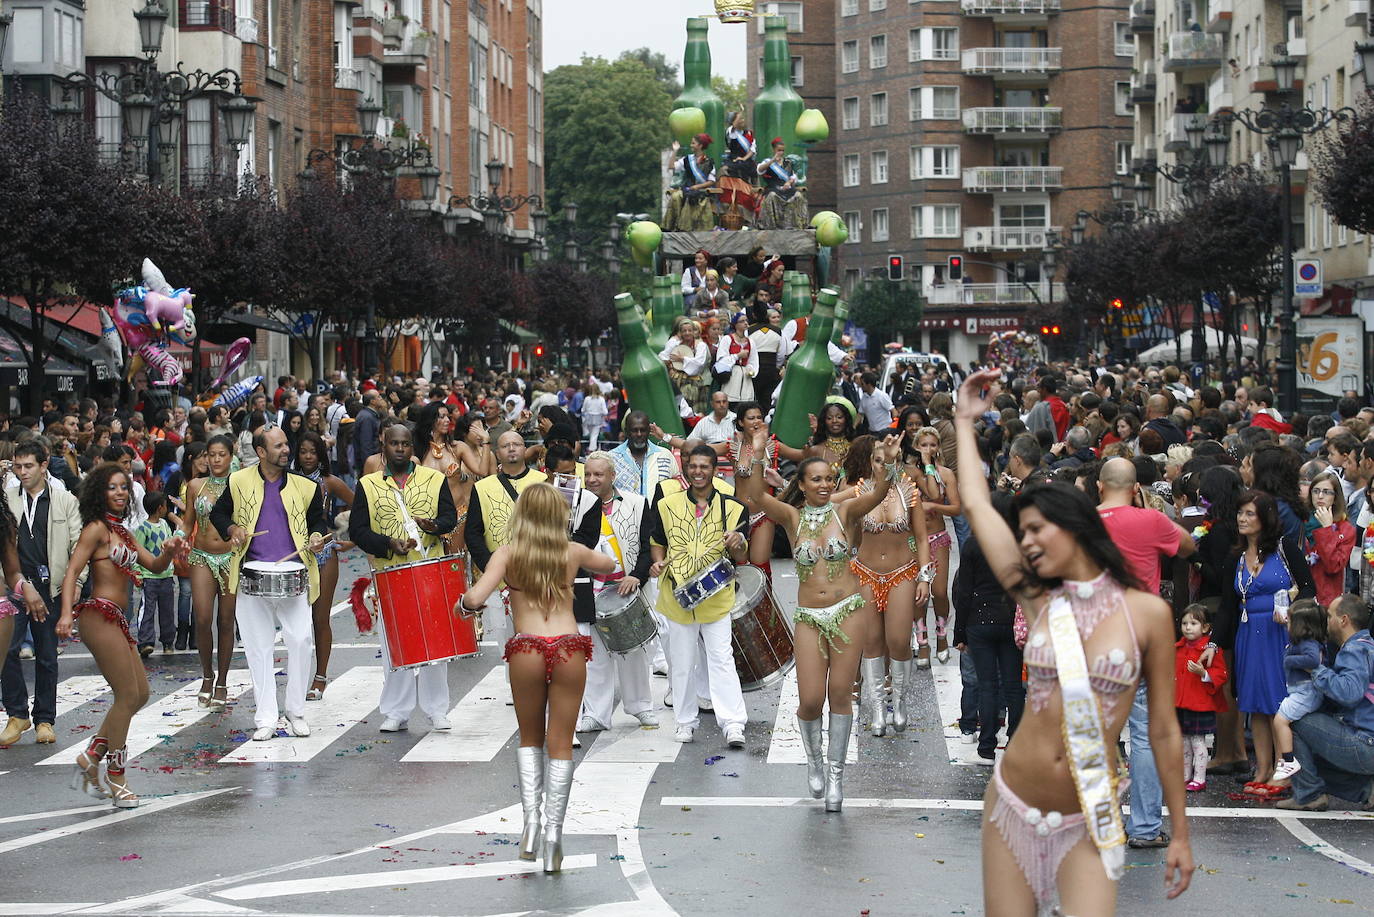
[687,155,709,184]
[1045,594,1126,880]
[767,160,791,183]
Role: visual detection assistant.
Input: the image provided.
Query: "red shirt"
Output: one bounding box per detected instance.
[1045,395,1070,440]
[1175,635,1229,713]
[1097,504,1180,595]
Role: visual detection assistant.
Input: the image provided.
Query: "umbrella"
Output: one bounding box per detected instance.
[1137,328,1260,363]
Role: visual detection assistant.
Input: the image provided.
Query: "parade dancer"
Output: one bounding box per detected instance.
[416,403,491,555]
[57,463,185,807]
[838,437,934,737]
[182,435,237,707]
[737,428,900,810]
[210,427,330,742]
[458,483,615,872]
[575,453,658,731]
[349,422,458,732]
[293,432,353,702]
[907,425,960,666]
[954,369,1191,915]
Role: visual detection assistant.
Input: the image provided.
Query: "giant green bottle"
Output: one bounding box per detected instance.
[773,288,838,448]
[673,18,726,165]
[753,16,805,181]
[647,275,677,353]
[783,270,811,322]
[616,292,684,436]
[831,296,849,346]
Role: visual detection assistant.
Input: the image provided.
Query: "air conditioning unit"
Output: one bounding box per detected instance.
[1026,230,1048,247]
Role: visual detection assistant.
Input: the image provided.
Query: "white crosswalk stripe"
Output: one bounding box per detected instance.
[400,665,517,762]
[53,675,112,719]
[585,674,681,763]
[37,670,256,766]
[218,666,382,763]
[766,668,858,764]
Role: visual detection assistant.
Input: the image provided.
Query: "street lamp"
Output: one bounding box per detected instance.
[1271,52,1299,93]
[357,97,383,137]
[1132,177,1151,209]
[1212,100,1355,415]
[133,0,169,56]
[447,160,543,241]
[302,98,436,186]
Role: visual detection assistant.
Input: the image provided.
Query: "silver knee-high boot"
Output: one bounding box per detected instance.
[889,657,912,733]
[797,716,826,798]
[825,713,853,812]
[860,656,887,737]
[542,758,575,873]
[516,746,544,860]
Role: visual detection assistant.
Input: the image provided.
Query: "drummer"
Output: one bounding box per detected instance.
[349,422,458,733]
[575,452,658,733]
[649,444,751,747]
[210,427,330,742]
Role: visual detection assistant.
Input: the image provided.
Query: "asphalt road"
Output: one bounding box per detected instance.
[1,549,1372,916]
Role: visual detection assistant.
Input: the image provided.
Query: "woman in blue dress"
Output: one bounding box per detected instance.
[1225,490,1313,796]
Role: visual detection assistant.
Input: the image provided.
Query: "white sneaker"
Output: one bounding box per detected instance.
[674,726,695,743]
[724,724,745,748]
[251,726,275,742]
[634,710,661,727]
[284,715,310,737]
[652,663,669,676]
[576,716,604,733]
[1273,759,1302,782]
[380,717,408,733]
[572,734,582,748]
[430,715,451,731]
[663,691,674,708]
[960,731,978,745]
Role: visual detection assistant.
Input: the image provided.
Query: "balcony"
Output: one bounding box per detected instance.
[235,16,258,42]
[1164,112,1209,152]
[962,107,1063,133]
[1129,0,1155,32]
[181,0,236,32]
[960,0,1061,16]
[1205,0,1232,32]
[1164,32,1223,72]
[384,27,433,66]
[334,65,364,91]
[1208,70,1233,113]
[926,282,1052,305]
[964,226,1061,251]
[961,47,1062,74]
[1131,145,1159,171]
[1347,0,1368,26]
[1130,68,1157,102]
[962,166,1064,192]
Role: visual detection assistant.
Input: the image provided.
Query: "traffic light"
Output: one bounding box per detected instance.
[1111,298,1124,310]
[888,255,904,281]
[534,343,546,359]
[1039,325,1062,336]
[1040,325,1050,335]
[1051,325,1061,335]
[947,255,963,281]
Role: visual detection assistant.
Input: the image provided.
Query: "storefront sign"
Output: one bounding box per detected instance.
[1296,315,1363,412]
[965,316,1021,335]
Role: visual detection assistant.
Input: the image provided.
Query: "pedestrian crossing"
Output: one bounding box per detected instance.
[766,668,859,764]
[219,666,382,763]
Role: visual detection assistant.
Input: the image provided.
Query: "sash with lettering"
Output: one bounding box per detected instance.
[1046,593,1126,879]
[765,160,797,200]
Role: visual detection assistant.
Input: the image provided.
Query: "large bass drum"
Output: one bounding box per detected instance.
[373,555,478,670]
[729,565,795,691]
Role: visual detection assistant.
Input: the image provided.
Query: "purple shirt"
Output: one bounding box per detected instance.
[247,474,296,564]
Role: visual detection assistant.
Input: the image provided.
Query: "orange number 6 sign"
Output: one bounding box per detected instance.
[1305,332,1341,382]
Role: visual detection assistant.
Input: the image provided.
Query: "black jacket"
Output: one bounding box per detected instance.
[952,535,1016,646]
[348,471,458,562]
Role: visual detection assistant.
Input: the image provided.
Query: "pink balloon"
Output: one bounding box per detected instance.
[212,337,253,388]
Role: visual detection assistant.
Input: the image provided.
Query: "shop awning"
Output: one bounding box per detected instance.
[218,310,293,335]
[0,298,107,364]
[0,327,87,385]
[499,319,539,343]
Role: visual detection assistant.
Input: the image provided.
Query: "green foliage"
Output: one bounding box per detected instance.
[618,48,681,97]
[545,56,673,235]
[1311,92,1374,236]
[848,279,924,346]
[712,76,748,116]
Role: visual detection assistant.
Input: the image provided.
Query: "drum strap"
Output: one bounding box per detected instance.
[497,473,521,503]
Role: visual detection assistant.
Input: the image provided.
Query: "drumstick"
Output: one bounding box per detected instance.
[275,535,334,564]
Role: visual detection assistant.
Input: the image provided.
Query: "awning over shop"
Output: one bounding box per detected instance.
[0,298,107,365]
[218,310,293,335]
[499,319,539,343]
[0,327,87,386]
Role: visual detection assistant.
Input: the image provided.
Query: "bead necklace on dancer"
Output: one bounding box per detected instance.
[736,427,902,811]
[415,403,493,556]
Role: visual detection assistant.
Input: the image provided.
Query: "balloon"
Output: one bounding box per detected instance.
[669,106,707,145]
[815,217,849,247]
[212,337,253,388]
[139,341,182,388]
[98,307,123,371]
[795,108,830,143]
[626,220,663,256]
[141,257,172,295]
[214,375,264,409]
[143,288,194,334]
[810,210,840,228]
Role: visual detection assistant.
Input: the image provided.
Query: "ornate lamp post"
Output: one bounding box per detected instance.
[447,158,544,242]
[54,1,257,183]
[301,99,440,200]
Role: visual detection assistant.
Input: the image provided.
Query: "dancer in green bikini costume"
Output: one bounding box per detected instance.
[182,434,237,709]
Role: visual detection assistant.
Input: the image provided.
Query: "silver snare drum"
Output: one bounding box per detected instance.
[240,561,308,598]
[593,588,657,655]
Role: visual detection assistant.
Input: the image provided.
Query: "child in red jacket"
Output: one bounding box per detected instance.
[1176,603,1230,791]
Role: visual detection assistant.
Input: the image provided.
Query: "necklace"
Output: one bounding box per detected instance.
[798,502,832,542]
[825,437,851,460]
[1237,551,1265,622]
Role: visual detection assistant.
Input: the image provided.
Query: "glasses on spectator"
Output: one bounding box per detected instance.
[1310,487,1337,496]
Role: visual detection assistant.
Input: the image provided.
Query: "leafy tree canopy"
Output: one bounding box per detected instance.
[1311,92,1374,236]
[848,279,924,346]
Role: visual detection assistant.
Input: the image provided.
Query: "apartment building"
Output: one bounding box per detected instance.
[1131,0,1374,320]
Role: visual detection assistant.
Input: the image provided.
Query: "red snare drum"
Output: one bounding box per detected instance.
[373,555,478,670]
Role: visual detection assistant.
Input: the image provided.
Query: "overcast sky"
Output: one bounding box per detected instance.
[543,1,748,81]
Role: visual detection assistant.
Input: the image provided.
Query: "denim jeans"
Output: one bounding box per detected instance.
[176,576,192,627]
[1290,712,1374,805]
[959,649,979,734]
[2,586,58,724]
[137,578,177,648]
[966,622,1025,756]
[1126,679,1164,838]
[951,514,972,551]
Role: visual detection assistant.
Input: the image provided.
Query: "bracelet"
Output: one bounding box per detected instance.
[917,562,938,584]
[458,595,482,614]
[734,463,753,478]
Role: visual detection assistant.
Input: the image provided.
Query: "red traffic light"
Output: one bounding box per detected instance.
[1051,325,1061,335]
[888,255,904,281]
[1040,325,1050,335]
[947,255,963,281]
[1111,298,1123,310]
[534,344,546,358]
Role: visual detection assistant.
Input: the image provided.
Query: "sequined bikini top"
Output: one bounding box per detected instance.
[195,475,228,519]
[860,480,913,534]
[793,503,854,583]
[1021,573,1140,719]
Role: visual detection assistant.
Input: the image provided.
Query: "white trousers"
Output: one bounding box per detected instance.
[376,620,451,721]
[665,616,746,730]
[236,591,314,728]
[576,622,654,728]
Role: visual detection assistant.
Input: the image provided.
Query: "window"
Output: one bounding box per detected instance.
[267,120,281,188]
[843,211,862,243]
[757,2,803,31]
[1115,141,1131,175]
[842,0,859,14]
[842,40,859,73]
[94,66,123,162]
[1114,22,1133,56]
[843,97,860,130]
[911,205,960,238]
[791,56,804,86]
[55,9,82,69]
[872,208,890,242]
[1323,208,1333,248]
[871,34,888,68]
[186,97,213,186]
[909,145,959,178]
[872,151,889,183]
[844,154,861,186]
[844,269,862,296]
[1114,81,1131,116]
[1339,221,1348,246]
[911,27,958,61]
[912,85,959,120]
[871,0,888,8]
[870,92,889,126]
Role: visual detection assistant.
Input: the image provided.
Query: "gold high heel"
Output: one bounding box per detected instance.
[72,734,109,798]
[104,746,139,809]
[197,676,214,708]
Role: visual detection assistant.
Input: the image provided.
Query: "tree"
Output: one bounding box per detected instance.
[618,48,681,97]
[848,280,924,350]
[712,76,748,117]
[1311,92,1374,236]
[526,261,615,355]
[545,57,674,234]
